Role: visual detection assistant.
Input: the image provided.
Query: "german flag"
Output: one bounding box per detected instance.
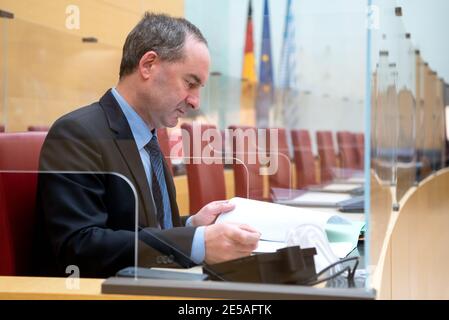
[240,0,257,126]
[242,0,257,83]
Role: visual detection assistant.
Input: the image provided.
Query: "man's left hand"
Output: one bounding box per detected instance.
[190,200,235,227]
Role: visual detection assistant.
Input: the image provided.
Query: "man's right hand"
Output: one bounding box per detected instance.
[204,223,261,264]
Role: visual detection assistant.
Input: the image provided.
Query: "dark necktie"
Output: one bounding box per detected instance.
[144,136,166,229]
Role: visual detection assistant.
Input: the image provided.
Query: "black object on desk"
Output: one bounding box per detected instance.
[204,246,318,285]
[349,186,364,196]
[103,244,373,298]
[337,195,364,212]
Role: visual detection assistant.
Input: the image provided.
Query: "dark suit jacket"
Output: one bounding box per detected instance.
[34,89,197,278]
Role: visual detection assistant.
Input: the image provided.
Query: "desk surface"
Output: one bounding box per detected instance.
[0,276,197,300]
[1,264,369,300]
[1,275,371,300]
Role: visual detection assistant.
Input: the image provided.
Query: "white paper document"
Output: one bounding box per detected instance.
[255,240,288,253]
[346,177,365,184]
[321,183,361,192]
[216,197,365,259]
[293,192,351,203]
[216,197,339,242]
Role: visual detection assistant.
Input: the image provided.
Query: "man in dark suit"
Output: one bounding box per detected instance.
[35,13,260,278]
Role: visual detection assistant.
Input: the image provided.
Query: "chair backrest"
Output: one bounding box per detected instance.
[291,129,317,188]
[156,128,174,175]
[0,124,4,133]
[354,132,365,169]
[337,131,359,169]
[266,128,291,189]
[0,132,46,275]
[28,125,49,132]
[228,125,264,200]
[316,130,337,183]
[181,123,226,214]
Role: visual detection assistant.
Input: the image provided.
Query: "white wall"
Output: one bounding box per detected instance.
[186,0,448,82]
[186,0,368,141]
[397,0,449,82]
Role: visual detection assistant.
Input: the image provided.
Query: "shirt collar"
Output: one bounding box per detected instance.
[111,87,155,150]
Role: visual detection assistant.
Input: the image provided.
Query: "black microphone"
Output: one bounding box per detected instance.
[134,226,228,281]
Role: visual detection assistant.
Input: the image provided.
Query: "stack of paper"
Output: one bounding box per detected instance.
[216,197,365,259]
[320,183,362,192]
[274,191,352,208]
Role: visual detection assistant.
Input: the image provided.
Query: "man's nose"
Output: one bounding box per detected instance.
[186,92,200,110]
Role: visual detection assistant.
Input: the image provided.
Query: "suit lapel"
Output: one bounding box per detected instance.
[99,90,157,227]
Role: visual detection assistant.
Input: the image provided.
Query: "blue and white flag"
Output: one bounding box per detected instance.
[276,0,300,129]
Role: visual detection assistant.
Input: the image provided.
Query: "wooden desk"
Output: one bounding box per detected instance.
[372,168,449,299]
[0,276,196,300]
[389,168,449,299]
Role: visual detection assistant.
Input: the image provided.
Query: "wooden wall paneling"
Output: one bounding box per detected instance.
[5,18,122,131]
[1,0,184,131]
[436,78,446,167]
[396,89,417,201]
[390,169,449,299]
[0,0,184,48]
[369,171,393,297]
[415,55,425,166]
[371,70,377,163]
[378,241,392,300]
[0,18,8,128]
[419,64,434,179]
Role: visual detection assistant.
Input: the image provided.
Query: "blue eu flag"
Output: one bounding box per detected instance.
[256,0,274,128]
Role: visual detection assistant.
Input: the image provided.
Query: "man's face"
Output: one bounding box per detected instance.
[141,37,210,128]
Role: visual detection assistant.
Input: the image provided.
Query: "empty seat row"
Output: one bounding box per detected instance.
[171,124,364,214]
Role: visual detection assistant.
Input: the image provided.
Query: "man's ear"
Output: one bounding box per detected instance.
[138,51,158,80]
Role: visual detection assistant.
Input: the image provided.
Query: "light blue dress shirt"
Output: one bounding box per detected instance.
[111,88,205,264]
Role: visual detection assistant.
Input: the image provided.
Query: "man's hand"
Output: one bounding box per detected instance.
[204,223,261,264]
[190,200,235,227]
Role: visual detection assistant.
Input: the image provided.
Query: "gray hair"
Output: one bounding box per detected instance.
[119,12,208,79]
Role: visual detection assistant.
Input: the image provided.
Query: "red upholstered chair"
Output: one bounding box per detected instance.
[266,128,292,190]
[228,125,265,200]
[27,125,49,132]
[181,123,226,214]
[0,132,46,276]
[291,129,317,188]
[156,128,174,175]
[354,133,365,169]
[0,124,5,132]
[316,130,338,183]
[337,131,359,169]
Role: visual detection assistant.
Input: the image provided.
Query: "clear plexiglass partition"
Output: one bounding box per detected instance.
[110,0,375,299]
[369,0,448,299]
[0,170,139,279]
[10,0,446,299]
